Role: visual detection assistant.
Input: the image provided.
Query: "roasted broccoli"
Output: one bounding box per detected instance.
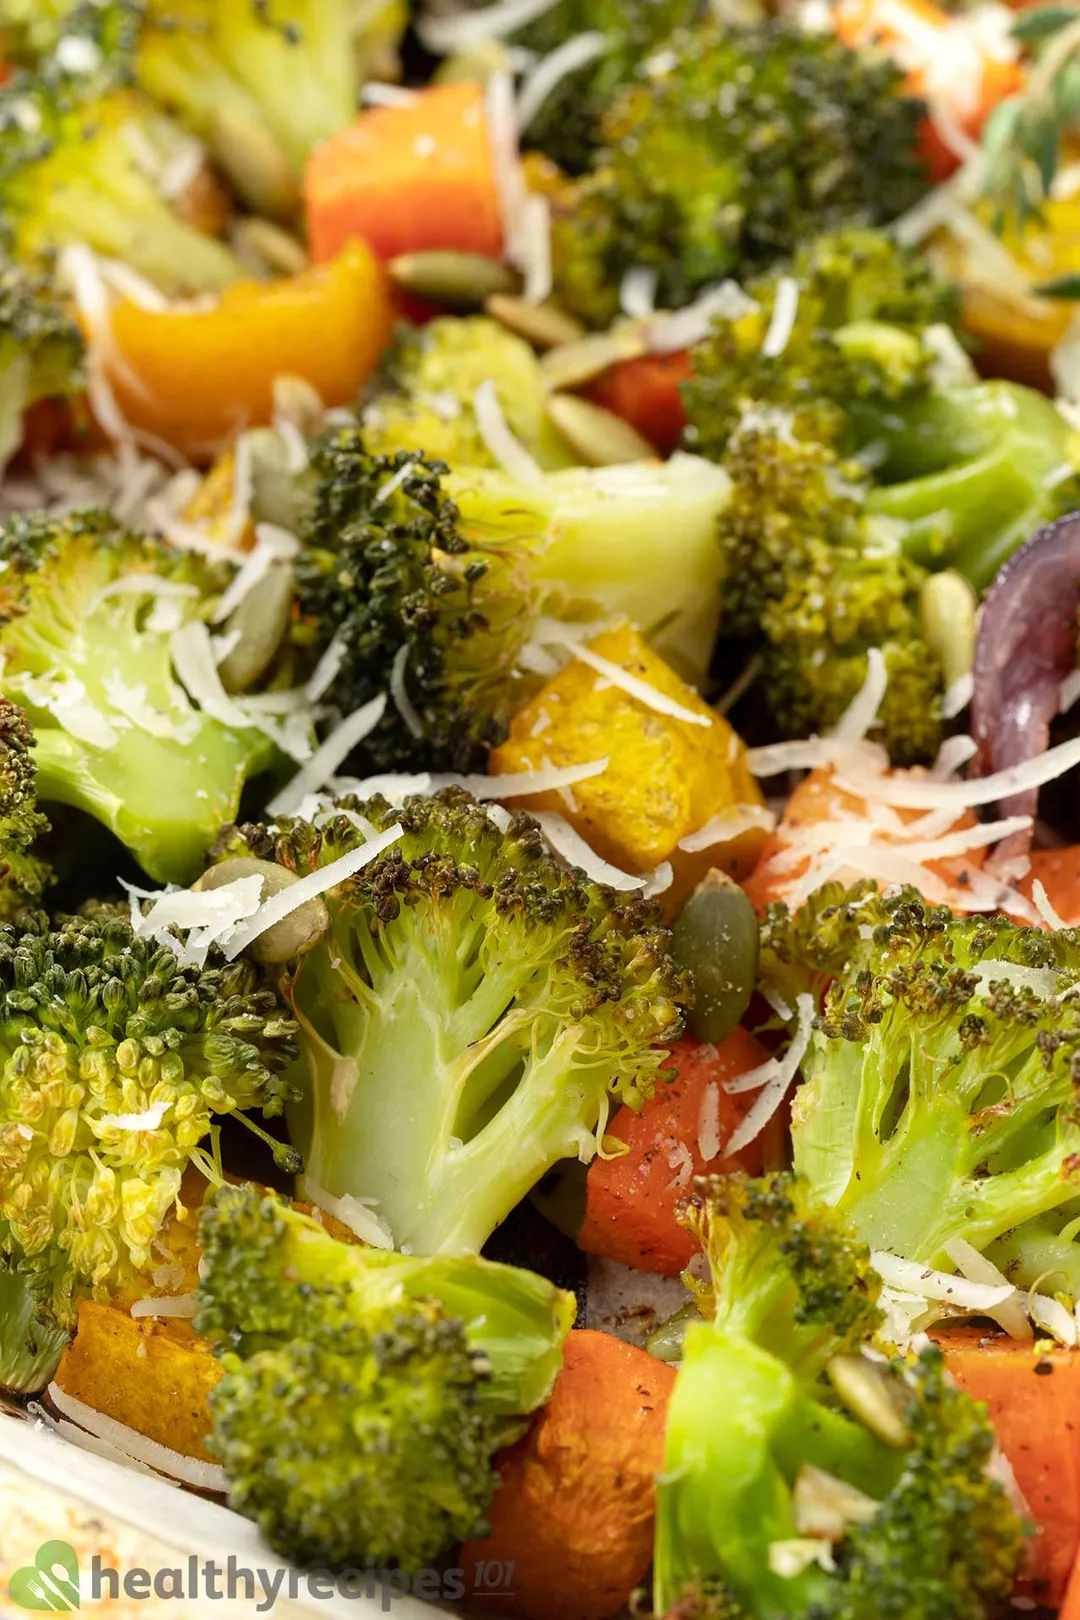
[195,1182,575,1570]
[0,1264,69,1393]
[550,20,928,328]
[0,911,297,1331]
[0,698,51,916]
[653,1172,1028,1619]
[682,230,1080,761]
[0,37,242,295]
[510,0,705,176]
[780,885,1080,1288]
[362,317,577,472]
[0,509,282,883]
[212,789,688,1256]
[292,426,730,773]
[0,258,83,464]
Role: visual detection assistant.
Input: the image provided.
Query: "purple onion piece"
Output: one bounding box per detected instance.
[970,512,1080,861]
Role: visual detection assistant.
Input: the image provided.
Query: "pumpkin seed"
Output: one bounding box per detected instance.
[209,104,299,221]
[194,857,330,965]
[233,216,308,278]
[389,251,521,309]
[218,563,295,694]
[485,294,587,350]
[671,869,759,1045]
[547,393,655,466]
[539,325,647,391]
[919,568,979,691]
[827,1354,911,1449]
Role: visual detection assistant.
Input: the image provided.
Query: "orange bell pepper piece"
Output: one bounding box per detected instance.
[102,240,393,459]
[305,82,504,266]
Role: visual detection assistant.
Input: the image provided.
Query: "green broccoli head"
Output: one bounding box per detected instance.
[0,508,282,883]
[134,0,369,219]
[680,1173,883,1384]
[0,1263,69,1392]
[195,1182,575,1571]
[0,39,242,294]
[656,1295,1026,1617]
[0,912,297,1330]
[551,20,928,327]
[212,789,688,1256]
[0,258,83,463]
[682,228,956,466]
[0,697,52,916]
[362,317,576,473]
[788,885,1080,1274]
[511,0,704,176]
[715,418,944,764]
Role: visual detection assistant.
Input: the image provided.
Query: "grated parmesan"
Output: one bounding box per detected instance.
[268,696,389,817]
[560,637,711,727]
[474,378,544,481]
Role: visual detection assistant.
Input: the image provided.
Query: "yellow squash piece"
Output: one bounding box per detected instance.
[102,241,393,460]
[489,624,767,912]
[54,1302,222,1463]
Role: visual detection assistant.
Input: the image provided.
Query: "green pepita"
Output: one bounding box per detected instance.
[209,104,299,221]
[671,870,759,1046]
[547,394,655,466]
[485,294,587,350]
[919,569,979,691]
[827,1353,911,1449]
[233,216,309,278]
[539,326,648,392]
[388,251,521,309]
[217,563,295,695]
[194,857,330,965]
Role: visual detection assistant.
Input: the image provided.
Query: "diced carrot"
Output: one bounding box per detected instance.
[588,350,692,457]
[461,1329,676,1620]
[1064,1542,1080,1620]
[933,1326,1080,1607]
[578,1029,779,1278]
[833,0,1024,182]
[741,768,988,913]
[103,241,394,459]
[304,82,503,267]
[1019,848,1080,928]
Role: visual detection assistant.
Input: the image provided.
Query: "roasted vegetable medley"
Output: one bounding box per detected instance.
[12,1,1080,1617]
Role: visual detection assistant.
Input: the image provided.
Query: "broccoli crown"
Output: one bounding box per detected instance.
[550,20,928,326]
[294,428,540,773]
[681,1173,883,1383]
[0,256,84,462]
[655,1314,1026,1618]
[715,419,944,765]
[214,789,688,1256]
[0,698,52,917]
[0,912,296,1329]
[0,508,280,883]
[682,229,956,466]
[0,1262,69,1393]
[362,317,575,473]
[786,885,1080,1271]
[196,1183,575,1571]
[134,0,362,213]
[0,47,241,294]
[512,0,705,176]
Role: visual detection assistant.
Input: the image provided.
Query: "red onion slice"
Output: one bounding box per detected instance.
[971,512,1080,860]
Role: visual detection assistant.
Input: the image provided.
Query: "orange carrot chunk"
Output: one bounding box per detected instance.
[461,1329,676,1620]
[304,82,504,267]
[578,1029,778,1278]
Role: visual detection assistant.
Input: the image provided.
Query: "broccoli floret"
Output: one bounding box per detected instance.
[292,427,731,772]
[550,20,928,328]
[0,48,242,295]
[682,1173,883,1384]
[212,789,688,1256]
[0,257,83,464]
[785,886,1080,1277]
[510,0,704,176]
[0,697,51,915]
[0,509,281,883]
[195,1182,575,1570]
[0,1264,69,1392]
[362,317,577,472]
[653,1173,1027,1620]
[0,911,297,1330]
[134,0,369,220]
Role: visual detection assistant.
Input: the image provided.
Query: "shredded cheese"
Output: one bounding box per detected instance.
[1033,878,1071,930]
[517,31,610,130]
[46,1383,229,1492]
[297,1175,395,1249]
[390,643,424,740]
[761,276,800,359]
[725,993,815,1155]
[268,695,389,817]
[532,811,658,891]
[561,637,711,727]
[474,378,544,481]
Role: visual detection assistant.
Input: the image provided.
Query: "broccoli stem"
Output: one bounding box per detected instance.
[0,1268,68,1395]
